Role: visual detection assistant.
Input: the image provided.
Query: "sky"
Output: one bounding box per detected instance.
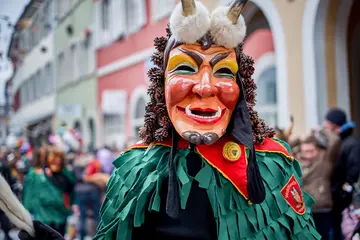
[0,0,30,105]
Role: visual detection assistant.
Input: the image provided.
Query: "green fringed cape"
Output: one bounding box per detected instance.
[94,137,320,240]
[22,167,76,225]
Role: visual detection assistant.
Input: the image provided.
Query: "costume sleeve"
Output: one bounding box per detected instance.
[346,145,360,185]
[94,146,164,240]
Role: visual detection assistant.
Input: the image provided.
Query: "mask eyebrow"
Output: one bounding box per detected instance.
[179,48,203,66]
[210,52,232,68]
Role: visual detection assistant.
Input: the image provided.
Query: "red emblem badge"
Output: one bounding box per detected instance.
[281,175,306,215]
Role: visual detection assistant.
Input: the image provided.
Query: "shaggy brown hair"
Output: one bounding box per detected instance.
[139,26,275,145]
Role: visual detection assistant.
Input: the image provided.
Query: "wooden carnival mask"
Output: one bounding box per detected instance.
[47,149,64,173]
[165,43,240,144]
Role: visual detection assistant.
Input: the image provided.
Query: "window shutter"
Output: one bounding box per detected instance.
[111,0,127,39]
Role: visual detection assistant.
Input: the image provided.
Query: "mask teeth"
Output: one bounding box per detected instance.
[185,105,223,119]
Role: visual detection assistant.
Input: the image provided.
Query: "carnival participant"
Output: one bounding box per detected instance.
[22,147,77,236]
[2,0,319,239]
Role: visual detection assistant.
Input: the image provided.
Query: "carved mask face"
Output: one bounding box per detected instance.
[165,43,240,144]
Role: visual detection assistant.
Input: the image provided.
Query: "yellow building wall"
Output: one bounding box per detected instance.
[273,0,307,134]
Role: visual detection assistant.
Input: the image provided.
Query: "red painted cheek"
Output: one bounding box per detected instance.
[165,76,195,107]
[216,81,240,109]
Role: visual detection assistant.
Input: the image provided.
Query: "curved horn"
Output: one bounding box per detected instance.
[227,0,248,24]
[181,0,196,16]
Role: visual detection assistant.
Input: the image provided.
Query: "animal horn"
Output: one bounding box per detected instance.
[227,0,248,24]
[181,0,196,16]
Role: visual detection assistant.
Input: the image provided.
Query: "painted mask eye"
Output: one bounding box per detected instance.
[214,67,235,78]
[172,63,198,75]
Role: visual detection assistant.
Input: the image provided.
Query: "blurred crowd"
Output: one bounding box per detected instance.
[276,108,360,240]
[0,127,120,240]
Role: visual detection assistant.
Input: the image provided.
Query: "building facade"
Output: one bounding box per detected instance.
[95,0,360,149]
[54,0,97,149]
[7,0,360,148]
[8,0,56,147]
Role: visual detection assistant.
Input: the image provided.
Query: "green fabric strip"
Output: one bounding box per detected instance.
[94,140,320,240]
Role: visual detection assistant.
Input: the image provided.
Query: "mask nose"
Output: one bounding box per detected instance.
[192,72,218,97]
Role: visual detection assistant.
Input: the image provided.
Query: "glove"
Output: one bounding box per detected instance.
[18,220,64,240]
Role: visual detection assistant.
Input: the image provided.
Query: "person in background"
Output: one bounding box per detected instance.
[0,147,17,240]
[299,128,340,239]
[74,150,102,240]
[323,108,360,240]
[96,146,114,175]
[22,146,77,236]
[274,115,294,143]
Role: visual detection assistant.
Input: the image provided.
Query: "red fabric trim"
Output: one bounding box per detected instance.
[255,138,293,160]
[196,136,248,199]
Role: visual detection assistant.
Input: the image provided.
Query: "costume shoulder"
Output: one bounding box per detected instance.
[243,138,319,239]
[94,142,172,240]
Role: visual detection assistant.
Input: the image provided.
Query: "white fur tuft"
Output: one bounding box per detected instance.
[169,1,210,43]
[0,175,35,237]
[210,6,247,48]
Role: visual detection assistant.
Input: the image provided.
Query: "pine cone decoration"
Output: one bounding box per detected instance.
[148,68,164,84]
[151,51,164,68]
[155,127,169,141]
[240,54,255,78]
[154,36,168,52]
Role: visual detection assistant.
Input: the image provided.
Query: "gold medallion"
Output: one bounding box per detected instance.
[223,142,241,162]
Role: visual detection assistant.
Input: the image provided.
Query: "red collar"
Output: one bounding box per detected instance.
[127,136,292,199]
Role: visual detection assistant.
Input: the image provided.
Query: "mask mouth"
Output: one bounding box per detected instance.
[177,104,224,124]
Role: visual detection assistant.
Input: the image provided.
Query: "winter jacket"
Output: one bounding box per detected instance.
[331,129,360,210]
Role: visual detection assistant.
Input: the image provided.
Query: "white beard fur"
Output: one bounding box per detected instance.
[210,6,247,49]
[169,1,210,44]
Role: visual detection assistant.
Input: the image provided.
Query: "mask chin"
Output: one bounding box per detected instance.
[182,131,219,145]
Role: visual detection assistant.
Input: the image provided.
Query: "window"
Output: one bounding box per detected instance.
[126,0,147,34]
[21,30,29,52]
[88,118,96,147]
[35,70,41,99]
[43,0,52,36]
[28,75,35,102]
[101,0,110,30]
[133,97,146,139]
[256,66,277,127]
[78,41,89,77]
[56,0,70,20]
[20,84,25,106]
[57,52,65,88]
[56,0,63,19]
[71,44,77,79]
[103,114,124,137]
[45,62,54,94]
[152,0,176,21]
[130,87,148,139]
